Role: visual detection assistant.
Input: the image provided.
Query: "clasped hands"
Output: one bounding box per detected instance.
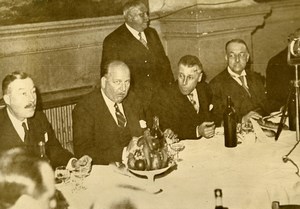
[69,155,92,172]
[197,121,215,139]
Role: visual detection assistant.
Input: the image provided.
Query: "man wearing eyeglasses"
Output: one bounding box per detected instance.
[151,55,215,140]
[101,0,173,110]
[209,39,270,126]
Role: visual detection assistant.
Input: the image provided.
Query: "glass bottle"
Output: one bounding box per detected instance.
[223,96,237,148]
[214,189,223,209]
[38,141,50,163]
[151,116,163,139]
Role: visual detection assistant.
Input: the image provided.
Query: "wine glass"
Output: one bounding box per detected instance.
[170,143,185,162]
[55,166,70,184]
[72,166,90,192]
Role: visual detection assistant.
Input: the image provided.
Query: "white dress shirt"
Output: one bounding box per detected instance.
[125,23,147,43]
[101,89,127,126]
[227,67,249,88]
[6,108,28,142]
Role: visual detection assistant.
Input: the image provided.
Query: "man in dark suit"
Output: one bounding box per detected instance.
[101,0,173,108]
[0,71,91,169]
[210,39,270,126]
[266,28,300,110]
[73,60,147,165]
[151,55,215,140]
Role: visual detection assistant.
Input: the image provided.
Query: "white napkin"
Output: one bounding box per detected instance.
[250,118,269,143]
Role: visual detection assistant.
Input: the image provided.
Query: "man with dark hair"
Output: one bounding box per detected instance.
[209,39,270,126]
[0,148,56,209]
[101,0,173,108]
[73,60,147,165]
[151,55,215,140]
[0,71,92,169]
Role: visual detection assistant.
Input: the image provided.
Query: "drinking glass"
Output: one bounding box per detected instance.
[170,143,185,162]
[72,166,90,192]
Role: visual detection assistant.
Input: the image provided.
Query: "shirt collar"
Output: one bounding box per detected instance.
[6,107,28,129]
[125,23,146,41]
[101,89,116,107]
[227,66,247,78]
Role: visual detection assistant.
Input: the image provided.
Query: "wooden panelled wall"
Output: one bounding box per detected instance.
[0,0,299,150]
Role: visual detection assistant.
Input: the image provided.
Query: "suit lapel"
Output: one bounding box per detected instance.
[0,108,25,146]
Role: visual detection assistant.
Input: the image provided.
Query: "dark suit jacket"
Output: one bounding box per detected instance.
[72,88,145,165]
[150,82,213,140]
[0,108,73,168]
[209,69,270,126]
[266,47,294,110]
[101,24,173,105]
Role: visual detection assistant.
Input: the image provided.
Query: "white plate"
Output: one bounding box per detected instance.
[128,165,172,177]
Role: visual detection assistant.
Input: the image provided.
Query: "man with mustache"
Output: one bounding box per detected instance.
[101,0,173,109]
[209,39,270,126]
[73,60,147,165]
[0,71,92,169]
[151,55,215,140]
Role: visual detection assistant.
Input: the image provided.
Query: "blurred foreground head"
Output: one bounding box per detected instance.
[0,148,56,209]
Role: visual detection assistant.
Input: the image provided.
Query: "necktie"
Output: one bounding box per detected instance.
[114,103,126,127]
[238,76,251,97]
[138,32,148,49]
[22,122,29,144]
[188,93,199,113]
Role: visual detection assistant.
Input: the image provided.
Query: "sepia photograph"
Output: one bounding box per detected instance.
[0,0,300,209]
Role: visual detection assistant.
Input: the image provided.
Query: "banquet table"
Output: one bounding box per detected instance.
[57,129,300,209]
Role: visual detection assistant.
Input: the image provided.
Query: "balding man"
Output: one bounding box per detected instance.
[73,60,147,165]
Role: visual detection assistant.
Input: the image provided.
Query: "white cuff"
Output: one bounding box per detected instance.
[66,158,77,171]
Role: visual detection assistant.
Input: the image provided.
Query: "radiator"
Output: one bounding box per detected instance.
[43,104,76,154]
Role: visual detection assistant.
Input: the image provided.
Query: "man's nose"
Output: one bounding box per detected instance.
[121,83,126,92]
[235,55,240,62]
[28,92,36,102]
[182,78,188,86]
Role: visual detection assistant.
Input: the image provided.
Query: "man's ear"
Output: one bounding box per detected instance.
[100,76,107,89]
[225,55,228,61]
[198,73,203,82]
[3,94,10,106]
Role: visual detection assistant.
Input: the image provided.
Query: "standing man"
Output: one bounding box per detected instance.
[0,71,92,169]
[151,55,215,140]
[73,60,146,165]
[101,0,173,108]
[209,39,270,126]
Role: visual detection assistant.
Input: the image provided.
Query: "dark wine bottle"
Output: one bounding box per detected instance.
[214,189,223,209]
[223,96,237,148]
[38,141,50,163]
[151,116,163,139]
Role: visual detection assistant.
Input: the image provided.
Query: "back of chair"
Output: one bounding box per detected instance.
[272,201,300,209]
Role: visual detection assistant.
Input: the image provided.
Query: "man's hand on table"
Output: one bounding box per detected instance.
[163,128,179,144]
[71,155,92,172]
[242,111,262,125]
[197,121,215,138]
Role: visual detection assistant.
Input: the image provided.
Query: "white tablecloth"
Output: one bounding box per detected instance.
[57,130,300,209]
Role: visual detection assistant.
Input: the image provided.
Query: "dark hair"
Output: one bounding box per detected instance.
[0,148,46,209]
[2,71,29,95]
[100,60,130,78]
[225,39,249,53]
[178,55,203,70]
